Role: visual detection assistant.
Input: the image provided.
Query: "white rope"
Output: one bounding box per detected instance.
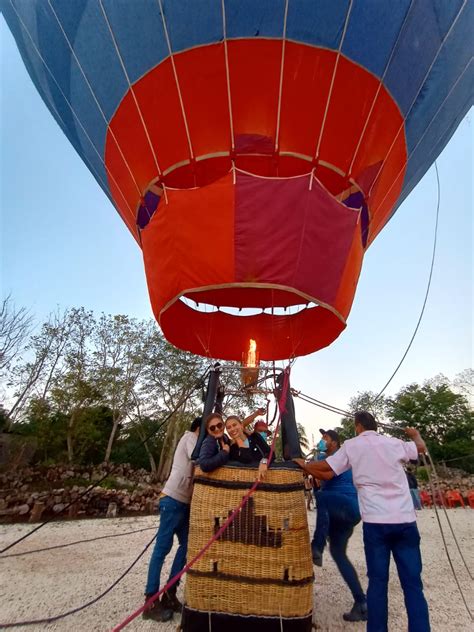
[221,0,235,153]
[274,0,289,153]
[99,0,163,180]
[314,0,353,162]
[367,0,467,199]
[424,452,474,580]
[347,0,415,178]
[422,453,473,620]
[157,0,195,160]
[8,0,137,227]
[370,57,473,220]
[47,0,143,199]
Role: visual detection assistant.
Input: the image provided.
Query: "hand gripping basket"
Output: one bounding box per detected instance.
[181,464,313,631]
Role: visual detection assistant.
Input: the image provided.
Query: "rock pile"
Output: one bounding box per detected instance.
[0,463,162,523]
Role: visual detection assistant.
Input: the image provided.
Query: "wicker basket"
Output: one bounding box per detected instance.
[182,464,313,631]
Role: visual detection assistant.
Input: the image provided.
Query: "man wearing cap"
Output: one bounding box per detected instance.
[294,411,430,632]
[253,419,272,441]
[310,428,367,622]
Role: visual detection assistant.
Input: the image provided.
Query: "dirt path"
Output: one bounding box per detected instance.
[0,508,472,631]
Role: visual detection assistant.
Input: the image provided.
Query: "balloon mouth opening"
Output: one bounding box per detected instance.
[179,295,317,317]
[158,286,346,361]
[179,291,320,317]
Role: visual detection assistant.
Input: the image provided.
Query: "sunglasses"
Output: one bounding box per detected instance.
[208,422,224,432]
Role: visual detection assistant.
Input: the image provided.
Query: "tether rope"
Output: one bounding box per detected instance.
[0,532,158,628]
[372,162,441,402]
[0,526,156,559]
[422,453,473,620]
[422,452,473,581]
[0,368,209,555]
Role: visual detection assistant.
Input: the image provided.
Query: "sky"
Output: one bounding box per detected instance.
[1,17,472,445]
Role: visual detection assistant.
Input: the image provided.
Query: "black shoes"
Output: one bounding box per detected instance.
[142,596,173,622]
[161,587,182,613]
[343,601,368,622]
[311,547,323,567]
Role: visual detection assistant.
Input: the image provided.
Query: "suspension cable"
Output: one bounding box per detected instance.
[372,161,441,402]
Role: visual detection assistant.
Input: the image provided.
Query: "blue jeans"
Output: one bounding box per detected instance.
[363,522,430,632]
[145,496,190,596]
[312,491,365,604]
[410,489,422,510]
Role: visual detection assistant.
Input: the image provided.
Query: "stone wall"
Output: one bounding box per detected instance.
[0,463,162,523]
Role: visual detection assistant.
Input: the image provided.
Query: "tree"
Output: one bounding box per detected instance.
[0,295,33,375]
[49,308,101,463]
[4,309,71,428]
[92,314,151,462]
[140,330,207,481]
[452,369,473,406]
[387,381,474,471]
[335,390,388,441]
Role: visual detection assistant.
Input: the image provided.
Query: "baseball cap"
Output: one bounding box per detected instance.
[254,420,272,435]
[319,428,340,443]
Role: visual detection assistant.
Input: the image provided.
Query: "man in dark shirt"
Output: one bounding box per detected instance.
[299,429,367,622]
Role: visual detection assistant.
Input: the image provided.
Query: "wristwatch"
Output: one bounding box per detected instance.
[260,458,268,465]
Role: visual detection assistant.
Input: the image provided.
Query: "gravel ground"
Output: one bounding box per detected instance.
[0,508,472,631]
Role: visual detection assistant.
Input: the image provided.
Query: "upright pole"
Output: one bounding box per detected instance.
[276,371,303,460]
[191,363,221,460]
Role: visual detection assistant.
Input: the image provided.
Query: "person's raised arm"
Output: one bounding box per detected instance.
[403,427,427,454]
[293,458,335,480]
[242,407,266,428]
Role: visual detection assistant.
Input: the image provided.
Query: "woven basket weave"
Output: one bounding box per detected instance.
[183,464,313,630]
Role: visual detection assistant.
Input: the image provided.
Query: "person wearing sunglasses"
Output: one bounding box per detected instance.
[226,415,272,481]
[198,413,231,473]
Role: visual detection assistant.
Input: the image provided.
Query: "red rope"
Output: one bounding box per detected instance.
[110,368,290,631]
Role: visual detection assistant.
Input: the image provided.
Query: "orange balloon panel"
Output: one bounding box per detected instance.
[107,40,406,360]
[142,171,363,360]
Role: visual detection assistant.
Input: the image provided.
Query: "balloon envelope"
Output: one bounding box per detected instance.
[4,0,473,359]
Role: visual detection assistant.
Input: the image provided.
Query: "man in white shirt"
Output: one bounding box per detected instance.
[294,411,430,632]
[143,416,202,622]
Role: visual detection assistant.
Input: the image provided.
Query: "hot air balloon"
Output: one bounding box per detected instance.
[4,3,473,631]
[4,0,472,362]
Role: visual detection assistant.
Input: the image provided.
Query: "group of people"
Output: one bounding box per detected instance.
[142,407,270,623]
[296,411,431,631]
[142,407,432,632]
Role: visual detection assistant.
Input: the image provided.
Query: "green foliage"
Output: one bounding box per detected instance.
[334,390,388,441]
[112,415,166,471]
[387,381,474,473]
[416,466,429,482]
[98,476,134,491]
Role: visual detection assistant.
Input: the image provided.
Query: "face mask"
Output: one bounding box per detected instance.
[317,439,327,452]
[259,431,268,440]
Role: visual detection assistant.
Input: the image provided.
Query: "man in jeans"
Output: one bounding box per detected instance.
[295,411,430,632]
[307,429,367,622]
[143,416,202,622]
